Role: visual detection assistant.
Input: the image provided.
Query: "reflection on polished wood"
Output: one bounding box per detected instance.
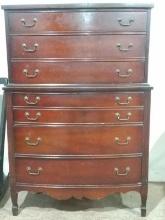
[3,3,153,216]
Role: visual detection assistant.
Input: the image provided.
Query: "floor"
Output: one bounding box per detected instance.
[0,183,165,220]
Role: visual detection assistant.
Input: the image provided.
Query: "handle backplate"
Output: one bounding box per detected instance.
[22,43,38,52]
[115,112,132,121]
[20,18,37,27]
[115,96,132,105]
[24,96,40,105]
[23,69,39,78]
[24,112,41,121]
[115,136,131,145]
[116,43,133,52]
[118,18,134,26]
[25,137,42,146]
[26,166,43,175]
[115,68,133,78]
[114,166,130,176]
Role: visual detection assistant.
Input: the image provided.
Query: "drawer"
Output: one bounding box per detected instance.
[10,61,145,84]
[15,157,142,185]
[8,11,147,33]
[13,92,145,107]
[14,125,143,155]
[13,108,144,124]
[10,35,146,59]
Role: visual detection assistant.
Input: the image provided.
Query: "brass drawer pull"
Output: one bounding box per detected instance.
[26,166,42,176]
[115,136,131,145]
[116,43,133,52]
[115,96,132,105]
[24,112,41,121]
[20,18,37,27]
[25,137,42,146]
[22,43,38,53]
[23,69,39,78]
[115,68,133,78]
[114,166,130,176]
[118,18,134,26]
[24,96,40,105]
[115,112,132,121]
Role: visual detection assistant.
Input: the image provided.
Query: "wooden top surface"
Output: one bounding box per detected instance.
[2,3,153,10]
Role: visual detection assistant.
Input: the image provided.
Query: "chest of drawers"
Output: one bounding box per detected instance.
[2,3,153,216]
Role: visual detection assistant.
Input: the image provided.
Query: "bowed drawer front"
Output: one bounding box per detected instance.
[15,157,142,185]
[14,125,144,155]
[3,3,152,217]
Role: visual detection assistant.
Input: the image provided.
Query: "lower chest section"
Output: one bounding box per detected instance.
[8,89,150,188]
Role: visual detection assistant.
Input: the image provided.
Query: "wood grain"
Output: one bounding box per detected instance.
[8,11,147,33]
[10,61,145,84]
[13,108,144,124]
[10,35,146,59]
[15,157,142,185]
[3,4,152,216]
[14,125,144,155]
[12,92,145,107]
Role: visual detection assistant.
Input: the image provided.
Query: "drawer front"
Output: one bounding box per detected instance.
[10,61,145,84]
[13,92,145,107]
[8,11,147,33]
[15,157,142,185]
[13,108,144,124]
[10,35,146,59]
[14,126,143,155]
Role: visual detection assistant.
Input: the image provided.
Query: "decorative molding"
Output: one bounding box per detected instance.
[13,123,144,128]
[11,57,146,62]
[16,182,142,189]
[9,32,147,36]
[14,153,143,159]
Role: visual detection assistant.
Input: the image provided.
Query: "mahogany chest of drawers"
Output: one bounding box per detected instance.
[2,3,153,216]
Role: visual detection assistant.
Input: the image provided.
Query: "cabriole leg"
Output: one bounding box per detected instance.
[141,187,147,217]
[11,189,18,216]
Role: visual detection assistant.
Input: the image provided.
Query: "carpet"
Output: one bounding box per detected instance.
[0,183,165,220]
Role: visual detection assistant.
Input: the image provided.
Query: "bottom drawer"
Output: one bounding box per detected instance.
[15,157,142,185]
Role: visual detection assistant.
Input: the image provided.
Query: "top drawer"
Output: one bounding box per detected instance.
[7,11,147,34]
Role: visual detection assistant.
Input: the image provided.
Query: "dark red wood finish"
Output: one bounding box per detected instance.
[10,35,146,59]
[10,61,145,84]
[12,92,145,107]
[8,11,147,33]
[15,157,142,185]
[14,125,143,155]
[13,108,144,124]
[3,3,153,217]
